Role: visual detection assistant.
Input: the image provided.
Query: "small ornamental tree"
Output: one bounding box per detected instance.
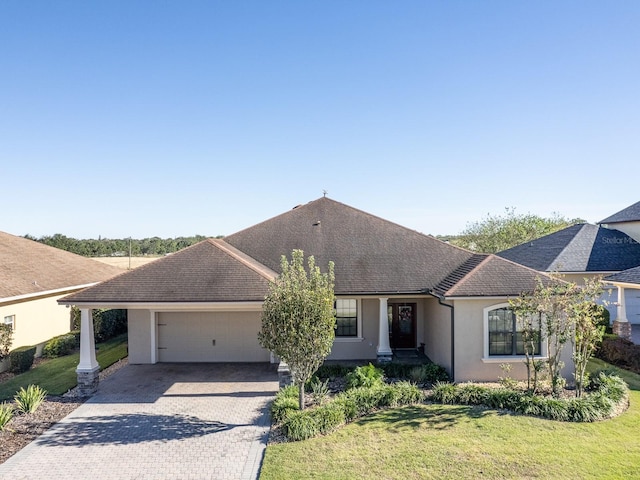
[258,250,335,410]
[0,324,12,361]
[510,292,543,393]
[568,277,607,397]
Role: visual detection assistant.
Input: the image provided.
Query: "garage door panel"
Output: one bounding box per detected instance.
[157,312,269,362]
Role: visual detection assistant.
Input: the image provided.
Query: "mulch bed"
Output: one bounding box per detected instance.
[0,358,128,464]
[0,396,85,464]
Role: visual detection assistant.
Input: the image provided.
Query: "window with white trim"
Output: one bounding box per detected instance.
[335,299,357,337]
[487,306,540,356]
[3,315,15,330]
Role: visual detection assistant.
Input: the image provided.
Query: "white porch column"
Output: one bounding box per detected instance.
[613,286,632,340]
[76,308,100,396]
[617,286,628,323]
[377,297,392,361]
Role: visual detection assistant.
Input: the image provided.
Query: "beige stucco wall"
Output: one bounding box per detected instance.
[0,294,73,353]
[453,298,575,383]
[423,297,453,375]
[127,309,152,364]
[327,298,378,360]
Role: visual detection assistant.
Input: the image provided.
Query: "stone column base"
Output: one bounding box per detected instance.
[377,353,393,363]
[277,362,293,388]
[76,366,100,397]
[613,321,632,341]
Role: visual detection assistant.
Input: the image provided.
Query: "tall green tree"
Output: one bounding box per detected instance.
[452,208,584,253]
[258,250,335,409]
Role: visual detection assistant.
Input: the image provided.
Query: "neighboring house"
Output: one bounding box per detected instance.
[0,231,123,363]
[497,201,640,339]
[60,197,562,394]
[600,201,640,339]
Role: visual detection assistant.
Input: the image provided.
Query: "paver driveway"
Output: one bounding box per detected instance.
[0,363,279,480]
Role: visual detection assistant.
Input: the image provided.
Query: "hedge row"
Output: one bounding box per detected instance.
[43,331,80,358]
[273,381,424,441]
[9,346,36,374]
[597,335,640,375]
[313,361,450,385]
[430,372,628,422]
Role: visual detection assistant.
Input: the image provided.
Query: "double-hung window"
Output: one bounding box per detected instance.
[3,315,15,330]
[335,299,357,337]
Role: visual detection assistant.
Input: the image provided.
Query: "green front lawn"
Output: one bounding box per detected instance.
[0,334,128,401]
[261,360,640,480]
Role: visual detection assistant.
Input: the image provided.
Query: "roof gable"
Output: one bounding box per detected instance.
[438,255,547,297]
[61,239,274,304]
[0,231,123,299]
[497,224,640,273]
[599,201,640,224]
[225,197,476,295]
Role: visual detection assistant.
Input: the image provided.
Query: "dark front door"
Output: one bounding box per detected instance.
[389,303,416,349]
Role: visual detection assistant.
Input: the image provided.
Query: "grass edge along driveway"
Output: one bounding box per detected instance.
[261,359,640,480]
[0,334,128,401]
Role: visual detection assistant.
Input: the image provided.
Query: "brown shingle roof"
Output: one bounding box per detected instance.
[0,231,123,299]
[225,197,477,295]
[59,197,551,304]
[440,255,548,297]
[61,239,274,304]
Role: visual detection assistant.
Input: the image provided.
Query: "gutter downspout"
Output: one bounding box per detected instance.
[427,290,455,382]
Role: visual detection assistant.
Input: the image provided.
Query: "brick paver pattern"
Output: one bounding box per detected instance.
[0,363,279,480]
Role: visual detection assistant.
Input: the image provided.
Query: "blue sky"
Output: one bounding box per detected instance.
[2,1,639,239]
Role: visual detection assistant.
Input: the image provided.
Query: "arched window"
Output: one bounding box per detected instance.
[485,305,541,357]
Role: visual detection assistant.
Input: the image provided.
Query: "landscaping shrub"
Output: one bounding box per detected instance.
[596,336,640,374]
[285,401,348,441]
[407,363,450,384]
[278,381,424,441]
[430,381,458,404]
[314,364,354,379]
[14,384,47,414]
[430,373,628,423]
[271,385,299,423]
[378,362,415,379]
[9,345,36,374]
[457,383,490,405]
[589,372,628,403]
[484,389,520,410]
[341,385,387,416]
[93,309,128,342]
[43,332,78,358]
[0,402,13,431]
[346,363,385,389]
[380,381,424,406]
[309,377,331,406]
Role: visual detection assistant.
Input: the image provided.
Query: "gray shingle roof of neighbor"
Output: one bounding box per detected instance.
[0,231,123,300]
[61,197,556,303]
[60,239,275,304]
[599,200,640,224]
[605,266,640,286]
[496,224,640,273]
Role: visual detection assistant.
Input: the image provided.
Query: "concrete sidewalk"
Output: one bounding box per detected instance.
[0,363,279,480]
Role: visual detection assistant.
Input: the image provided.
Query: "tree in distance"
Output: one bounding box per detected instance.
[451,207,585,254]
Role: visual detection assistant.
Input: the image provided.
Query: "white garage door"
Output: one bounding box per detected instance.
[156,311,269,362]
